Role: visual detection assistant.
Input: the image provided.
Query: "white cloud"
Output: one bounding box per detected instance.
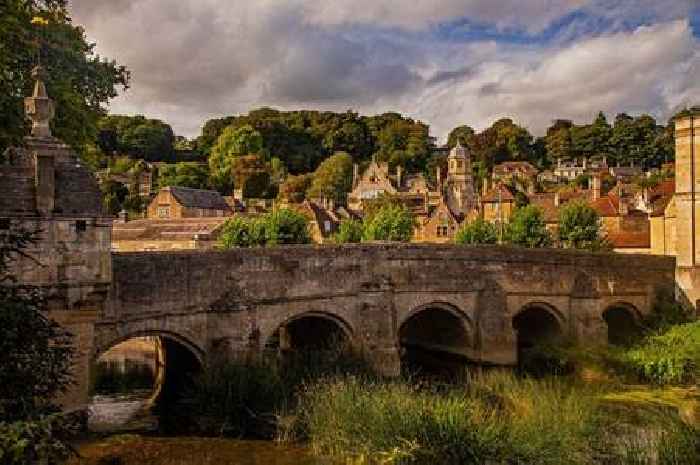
[68,0,700,141]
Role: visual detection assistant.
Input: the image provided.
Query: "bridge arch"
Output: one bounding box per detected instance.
[512,302,565,367]
[265,311,354,353]
[602,302,643,346]
[94,329,205,363]
[398,302,474,376]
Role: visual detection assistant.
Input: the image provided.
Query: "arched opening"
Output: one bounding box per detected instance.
[399,306,472,378]
[89,334,202,433]
[512,305,563,373]
[265,313,350,358]
[603,305,642,346]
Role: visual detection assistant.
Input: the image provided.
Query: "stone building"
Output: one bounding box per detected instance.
[481,183,515,225]
[146,186,231,219]
[1,66,113,411]
[443,141,477,216]
[493,161,538,184]
[414,199,460,243]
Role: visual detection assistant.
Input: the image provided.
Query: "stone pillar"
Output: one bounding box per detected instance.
[674,109,700,311]
[357,282,401,376]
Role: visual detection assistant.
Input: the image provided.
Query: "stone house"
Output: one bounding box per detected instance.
[347,160,397,211]
[294,200,340,243]
[493,161,538,184]
[147,186,231,219]
[482,183,515,225]
[414,199,460,243]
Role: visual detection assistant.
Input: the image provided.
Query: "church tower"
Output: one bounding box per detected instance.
[445,141,476,215]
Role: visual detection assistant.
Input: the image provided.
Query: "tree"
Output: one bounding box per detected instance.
[505,205,551,248]
[100,180,129,215]
[231,155,272,198]
[278,173,313,203]
[209,125,266,194]
[0,224,74,422]
[362,204,414,242]
[306,152,353,203]
[447,125,475,148]
[544,119,573,165]
[0,1,130,155]
[334,220,363,244]
[455,218,498,245]
[157,162,211,190]
[570,111,611,159]
[558,201,607,250]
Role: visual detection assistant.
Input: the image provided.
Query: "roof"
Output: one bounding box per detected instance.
[589,191,621,217]
[648,179,675,217]
[494,161,538,176]
[294,201,339,238]
[112,217,229,241]
[482,184,515,202]
[166,186,231,211]
[527,193,559,223]
[608,230,650,249]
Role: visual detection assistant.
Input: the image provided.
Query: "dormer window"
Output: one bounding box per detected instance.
[75,220,87,233]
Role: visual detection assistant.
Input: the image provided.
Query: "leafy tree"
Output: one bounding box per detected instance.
[219,217,254,248]
[231,155,272,198]
[157,162,211,190]
[0,0,130,155]
[278,173,313,203]
[455,218,498,245]
[0,224,74,422]
[447,125,475,148]
[558,201,606,250]
[505,205,551,248]
[362,204,414,242]
[306,152,353,203]
[100,180,129,215]
[544,119,573,165]
[570,111,611,159]
[209,125,267,194]
[334,220,363,244]
[97,115,175,162]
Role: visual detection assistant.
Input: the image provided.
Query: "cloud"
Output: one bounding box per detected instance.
[68,1,699,142]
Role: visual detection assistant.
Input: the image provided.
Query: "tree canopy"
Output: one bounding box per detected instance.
[306,152,354,203]
[362,204,415,242]
[219,209,310,248]
[157,162,211,190]
[0,0,130,154]
[558,201,607,250]
[97,115,175,162]
[505,205,551,248]
[455,218,498,245]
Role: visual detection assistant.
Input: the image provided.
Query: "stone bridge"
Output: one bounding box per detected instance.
[96,244,675,379]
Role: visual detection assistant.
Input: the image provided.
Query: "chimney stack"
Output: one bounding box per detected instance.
[353,163,359,189]
[437,166,442,189]
[591,173,601,201]
[118,209,129,223]
[554,192,560,207]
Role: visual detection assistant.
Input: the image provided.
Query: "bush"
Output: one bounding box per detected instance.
[0,415,78,465]
[362,204,414,242]
[455,218,498,245]
[219,209,310,248]
[334,220,363,244]
[558,200,608,251]
[621,322,700,385]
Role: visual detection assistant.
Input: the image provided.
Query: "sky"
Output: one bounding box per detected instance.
[69,0,700,142]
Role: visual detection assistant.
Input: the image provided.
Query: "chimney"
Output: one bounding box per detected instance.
[35,151,55,215]
[234,188,244,201]
[583,158,588,170]
[118,209,129,223]
[554,192,560,207]
[353,163,359,189]
[482,177,489,196]
[603,155,607,167]
[591,173,601,201]
[437,166,442,189]
[397,165,403,189]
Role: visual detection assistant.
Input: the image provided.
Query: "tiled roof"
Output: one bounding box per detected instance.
[590,192,621,217]
[527,193,559,223]
[607,230,650,249]
[167,186,231,211]
[482,184,515,202]
[494,161,538,175]
[112,217,228,241]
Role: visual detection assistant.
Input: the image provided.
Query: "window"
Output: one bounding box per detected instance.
[457,160,463,169]
[324,220,331,232]
[157,206,170,218]
[437,225,449,237]
[75,220,87,233]
[0,218,10,230]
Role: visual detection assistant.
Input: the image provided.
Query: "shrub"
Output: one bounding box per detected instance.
[334,220,363,244]
[558,200,608,251]
[219,209,310,248]
[362,204,414,242]
[621,322,700,385]
[0,415,78,465]
[455,218,498,245]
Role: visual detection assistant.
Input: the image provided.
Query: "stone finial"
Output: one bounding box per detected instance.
[24,65,55,138]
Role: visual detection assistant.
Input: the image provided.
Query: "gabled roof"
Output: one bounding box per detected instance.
[482,184,515,202]
[589,191,621,217]
[165,186,231,211]
[494,161,538,176]
[112,217,228,241]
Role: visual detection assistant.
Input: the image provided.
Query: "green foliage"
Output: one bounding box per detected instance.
[208,125,269,195]
[157,162,210,190]
[558,200,606,250]
[198,109,430,175]
[298,373,602,465]
[362,204,415,242]
[621,322,700,385]
[278,173,312,203]
[219,209,310,248]
[447,125,475,148]
[455,218,498,245]
[505,205,552,248]
[100,180,129,216]
[334,220,363,244]
[0,224,74,422]
[98,115,175,162]
[0,0,130,155]
[0,415,77,465]
[306,152,353,203]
